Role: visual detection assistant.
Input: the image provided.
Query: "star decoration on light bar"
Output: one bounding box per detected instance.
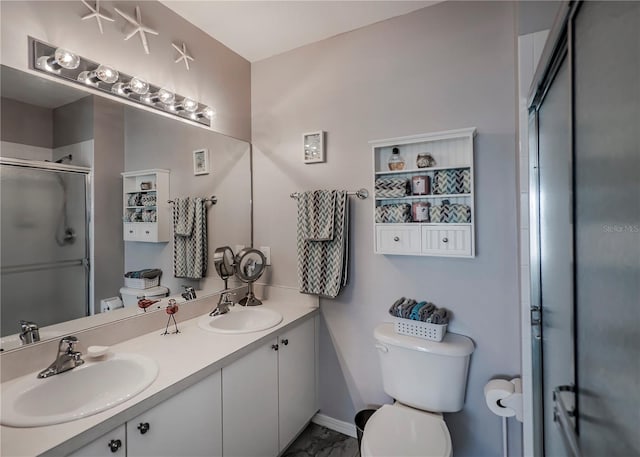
[114,5,158,55]
[172,42,194,71]
[81,0,115,34]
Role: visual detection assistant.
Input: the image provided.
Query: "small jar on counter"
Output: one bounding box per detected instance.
[411,175,430,195]
[412,202,430,222]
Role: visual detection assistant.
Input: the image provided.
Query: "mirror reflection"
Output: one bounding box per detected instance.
[0,65,252,350]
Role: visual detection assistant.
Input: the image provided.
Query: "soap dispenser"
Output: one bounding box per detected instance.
[388,147,405,171]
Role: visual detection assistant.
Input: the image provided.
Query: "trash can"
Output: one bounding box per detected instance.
[354,409,377,451]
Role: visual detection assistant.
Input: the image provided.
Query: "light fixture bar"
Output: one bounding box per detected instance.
[30,37,213,127]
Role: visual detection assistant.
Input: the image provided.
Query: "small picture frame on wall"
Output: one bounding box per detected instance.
[193,148,209,175]
[303,131,325,164]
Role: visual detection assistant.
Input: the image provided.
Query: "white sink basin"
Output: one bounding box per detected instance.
[198,307,283,334]
[1,353,158,427]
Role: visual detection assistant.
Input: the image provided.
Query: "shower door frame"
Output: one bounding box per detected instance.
[0,156,92,318]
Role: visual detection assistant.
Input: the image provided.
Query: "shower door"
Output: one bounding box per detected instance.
[529,2,640,456]
[0,160,90,337]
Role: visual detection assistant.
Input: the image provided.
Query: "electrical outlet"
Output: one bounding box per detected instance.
[259,246,271,265]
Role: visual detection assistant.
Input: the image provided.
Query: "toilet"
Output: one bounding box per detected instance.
[361,323,475,457]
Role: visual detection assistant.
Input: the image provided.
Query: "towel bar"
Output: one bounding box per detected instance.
[290,189,369,200]
[167,196,217,204]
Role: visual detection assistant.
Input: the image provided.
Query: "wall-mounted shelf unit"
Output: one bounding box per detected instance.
[121,169,170,243]
[370,128,477,258]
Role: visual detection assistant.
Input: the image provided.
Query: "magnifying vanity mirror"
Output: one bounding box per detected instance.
[213,246,236,289]
[234,248,267,307]
[0,64,252,352]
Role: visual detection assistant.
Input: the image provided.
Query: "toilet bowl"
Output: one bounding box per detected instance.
[361,323,474,457]
[361,403,452,457]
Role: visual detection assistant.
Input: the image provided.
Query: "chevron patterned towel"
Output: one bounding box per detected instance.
[173,197,208,279]
[297,190,349,298]
[297,190,337,241]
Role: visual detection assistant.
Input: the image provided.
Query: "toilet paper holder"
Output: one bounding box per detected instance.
[484,377,523,422]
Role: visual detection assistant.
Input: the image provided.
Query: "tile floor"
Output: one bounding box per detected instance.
[283,423,360,457]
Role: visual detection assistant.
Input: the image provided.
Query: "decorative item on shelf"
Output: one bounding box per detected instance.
[303,131,325,164]
[411,175,430,195]
[429,200,471,223]
[140,181,153,190]
[127,193,142,206]
[172,42,194,70]
[375,203,412,223]
[411,202,430,222]
[433,168,471,194]
[375,177,409,198]
[114,5,159,55]
[416,153,436,168]
[161,299,180,334]
[31,38,215,127]
[193,148,210,175]
[387,147,405,171]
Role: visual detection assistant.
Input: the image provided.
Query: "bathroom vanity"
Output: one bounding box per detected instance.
[0,293,319,457]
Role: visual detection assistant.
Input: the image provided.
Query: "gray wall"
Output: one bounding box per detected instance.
[0,0,251,141]
[1,97,52,148]
[251,2,521,456]
[53,96,94,148]
[517,0,563,35]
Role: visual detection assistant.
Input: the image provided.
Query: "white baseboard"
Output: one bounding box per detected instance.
[312,413,358,438]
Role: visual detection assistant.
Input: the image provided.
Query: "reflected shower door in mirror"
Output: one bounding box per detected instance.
[0,161,90,338]
[0,64,252,351]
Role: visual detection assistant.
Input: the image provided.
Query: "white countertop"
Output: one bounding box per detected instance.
[1,297,318,457]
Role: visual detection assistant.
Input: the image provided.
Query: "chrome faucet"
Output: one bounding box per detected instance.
[18,320,40,345]
[182,286,197,301]
[210,291,236,316]
[37,336,84,379]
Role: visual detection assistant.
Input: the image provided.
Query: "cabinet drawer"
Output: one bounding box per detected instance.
[422,225,472,256]
[376,225,421,254]
[124,223,138,241]
[136,223,157,242]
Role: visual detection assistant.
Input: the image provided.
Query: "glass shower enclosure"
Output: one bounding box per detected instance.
[0,158,90,338]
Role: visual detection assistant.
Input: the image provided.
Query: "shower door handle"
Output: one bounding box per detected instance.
[531,306,542,340]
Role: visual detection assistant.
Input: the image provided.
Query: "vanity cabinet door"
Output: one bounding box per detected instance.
[278,317,318,451]
[127,371,222,457]
[222,338,279,457]
[67,425,126,457]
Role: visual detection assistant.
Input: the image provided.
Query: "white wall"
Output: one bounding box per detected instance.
[0,0,251,141]
[252,2,521,455]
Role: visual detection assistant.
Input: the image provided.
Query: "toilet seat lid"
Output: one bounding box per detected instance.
[361,405,452,457]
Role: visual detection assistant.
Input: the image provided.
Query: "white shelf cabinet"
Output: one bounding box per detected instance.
[121,169,170,243]
[370,128,477,258]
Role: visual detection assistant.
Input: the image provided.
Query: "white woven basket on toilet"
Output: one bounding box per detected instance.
[123,276,159,289]
[394,318,447,342]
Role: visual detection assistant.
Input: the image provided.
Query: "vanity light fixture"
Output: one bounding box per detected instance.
[35,48,80,73]
[77,64,119,86]
[30,38,213,127]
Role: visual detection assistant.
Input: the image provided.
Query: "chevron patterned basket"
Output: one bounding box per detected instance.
[375,177,410,198]
[430,203,471,223]
[433,169,471,195]
[375,204,412,223]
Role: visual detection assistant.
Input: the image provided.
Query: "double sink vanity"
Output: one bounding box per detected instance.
[0,289,319,457]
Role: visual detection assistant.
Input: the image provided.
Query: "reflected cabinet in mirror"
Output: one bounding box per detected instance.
[0,65,252,351]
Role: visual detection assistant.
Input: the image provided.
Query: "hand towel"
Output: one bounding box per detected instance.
[297,190,349,298]
[297,190,337,241]
[173,197,208,279]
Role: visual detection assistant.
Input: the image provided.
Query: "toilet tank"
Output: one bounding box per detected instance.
[374,323,474,413]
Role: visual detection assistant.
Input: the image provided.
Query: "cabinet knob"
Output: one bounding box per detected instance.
[137,422,150,434]
[442,237,449,243]
[129,230,134,234]
[108,439,122,453]
[393,236,400,242]
[281,338,289,346]
[271,344,279,351]
[145,231,150,234]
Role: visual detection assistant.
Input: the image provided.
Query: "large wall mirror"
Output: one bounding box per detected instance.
[0,64,252,351]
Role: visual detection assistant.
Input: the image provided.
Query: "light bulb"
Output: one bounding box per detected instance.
[182,98,198,113]
[112,82,127,95]
[157,88,175,104]
[95,64,118,84]
[36,48,80,73]
[77,71,98,86]
[129,77,149,95]
[203,107,216,120]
